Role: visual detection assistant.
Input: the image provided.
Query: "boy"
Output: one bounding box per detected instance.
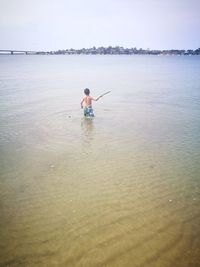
[81,88,101,117]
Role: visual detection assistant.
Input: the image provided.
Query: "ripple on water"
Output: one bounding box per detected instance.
[20,109,83,152]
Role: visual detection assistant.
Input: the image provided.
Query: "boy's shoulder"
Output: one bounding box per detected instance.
[84,95,92,99]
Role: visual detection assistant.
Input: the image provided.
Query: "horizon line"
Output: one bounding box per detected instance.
[1,46,200,52]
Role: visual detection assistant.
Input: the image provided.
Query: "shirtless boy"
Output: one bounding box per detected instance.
[81,88,101,117]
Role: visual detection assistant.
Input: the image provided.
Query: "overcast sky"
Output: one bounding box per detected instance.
[0,0,199,51]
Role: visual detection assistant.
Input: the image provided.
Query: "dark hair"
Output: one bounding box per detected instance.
[84,88,90,95]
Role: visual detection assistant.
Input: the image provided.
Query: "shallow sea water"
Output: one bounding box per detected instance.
[0,55,200,266]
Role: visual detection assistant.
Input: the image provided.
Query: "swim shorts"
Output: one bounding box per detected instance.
[84,106,94,117]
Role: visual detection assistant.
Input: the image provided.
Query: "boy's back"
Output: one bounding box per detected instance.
[83,95,94,107]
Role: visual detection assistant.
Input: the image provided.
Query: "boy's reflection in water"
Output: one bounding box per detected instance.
[81,117,95,151]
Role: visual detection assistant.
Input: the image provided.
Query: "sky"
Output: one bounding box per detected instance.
[0,0,200,51]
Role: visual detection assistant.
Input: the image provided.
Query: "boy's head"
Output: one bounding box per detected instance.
[84,88,90,95]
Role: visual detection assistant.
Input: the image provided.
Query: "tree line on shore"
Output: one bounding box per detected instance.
[42,46,200,55]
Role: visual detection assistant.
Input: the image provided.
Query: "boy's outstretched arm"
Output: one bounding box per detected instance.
[93,95,102,101]
[93,91,111,101]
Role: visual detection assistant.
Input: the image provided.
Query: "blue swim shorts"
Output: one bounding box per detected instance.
[84,106,94,117]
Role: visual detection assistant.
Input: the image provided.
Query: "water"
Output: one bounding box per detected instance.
[0,55,200,267]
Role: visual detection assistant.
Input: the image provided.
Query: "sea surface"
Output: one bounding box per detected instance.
[0,55,200,267]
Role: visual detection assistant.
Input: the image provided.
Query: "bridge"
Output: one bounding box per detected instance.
[0,50,46,55]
